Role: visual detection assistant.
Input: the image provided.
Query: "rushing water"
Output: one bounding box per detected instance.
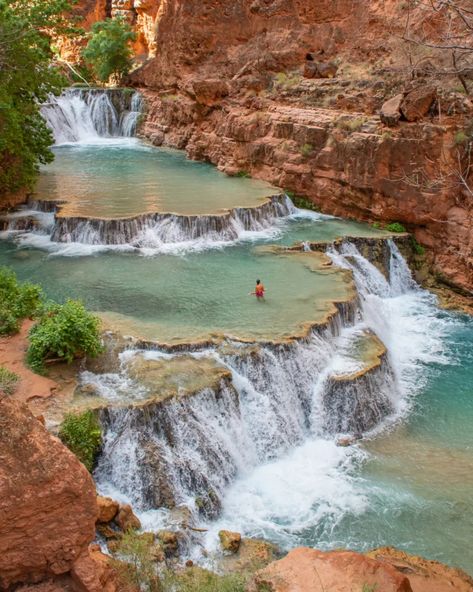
[2,88,472,574]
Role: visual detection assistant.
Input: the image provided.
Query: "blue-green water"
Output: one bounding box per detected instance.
[1,140,472,575]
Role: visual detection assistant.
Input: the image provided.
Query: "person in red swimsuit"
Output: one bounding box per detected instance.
[252,279,265,299]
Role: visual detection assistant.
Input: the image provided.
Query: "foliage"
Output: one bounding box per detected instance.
[290,194,319,212]
[411,236,426,256]
[0,0,76,198]
[27,299,102,372]
[372,221,381,229]
[112,530,160,592]
[300,143,314,157]
[0,267,43,334]
[273,71,301,90]
[362,584,378,592]
[162,568,246,592]
[0,366,19,395]
[59,410,102,471]
[82,17,136,84]
[386,222,407,233]
[234,170,251,178]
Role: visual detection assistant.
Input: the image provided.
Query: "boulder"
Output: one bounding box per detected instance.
[0,395,97,589]
[157,530,180,557]
[303,61,338,79]
[251,547,413,592]
[367,547,473,592]
[380,94,403,126]
[400,86,436,122]
[96,496,120,524]
[218,530,242,553]
[115,503,141,531]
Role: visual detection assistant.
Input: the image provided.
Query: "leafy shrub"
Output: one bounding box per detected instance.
[82,17,136,83]
[27,299,102,373]
[385,222,407,233]
[234,170,251,178]
[411,237,426,256]
[0,366,20,395]
[300,143,314,158]
[372,221,381,229]
[0,267,43,335]
[59,410,102,471]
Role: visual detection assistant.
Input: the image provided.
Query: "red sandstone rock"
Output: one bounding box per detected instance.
[97,495,120,523]
[0,395,97,589]
[219,530,242,553]
[367,547,473,592]
[115,503,142,531]
[401,86,437,122]
[251,548,413,592]
[192,79,230,106]
[380,94,403,126]
[303,61,338,79]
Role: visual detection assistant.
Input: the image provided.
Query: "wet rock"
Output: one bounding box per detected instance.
[380,93,403,126]
[115,503,141,531]
[0,395,97,589]
[400,85,437,122]
[251,547,413,592]
[96,496,119,523]
[336,436,355,447]
[157,530,180,557]
[303,61,338,79]
[219,530,242,553]
[219,538,280,574]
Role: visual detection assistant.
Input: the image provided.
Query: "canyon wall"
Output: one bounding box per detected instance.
[121,0,473,292]
[63,0,473,292]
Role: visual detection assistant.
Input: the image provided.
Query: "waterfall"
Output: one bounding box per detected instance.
[41,88,143,144]
[92,241,418,520]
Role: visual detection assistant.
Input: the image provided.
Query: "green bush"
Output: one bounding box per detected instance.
[411,237,426,256]
[82,17,136,84]
[0,366,20,395]
[0,267,43,334]
[234,170,251,178]
[290,194,319,212]
[385,222,407,233]
[300,143,314,158]
[59,410,102,471]
[27,299,102,372]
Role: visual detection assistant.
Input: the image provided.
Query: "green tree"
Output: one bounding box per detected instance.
[0,0,75,200]
[82,17,135,84]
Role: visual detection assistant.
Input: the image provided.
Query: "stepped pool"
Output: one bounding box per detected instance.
[1,88,472,575]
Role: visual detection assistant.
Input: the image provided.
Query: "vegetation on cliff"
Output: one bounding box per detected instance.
[0,366,19,396]
[0,0,75,200]
[83,17,136,84]
[59,410,102,471]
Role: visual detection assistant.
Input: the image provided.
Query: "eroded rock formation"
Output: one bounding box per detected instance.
[0,395,117,591]
[251,547,473,592]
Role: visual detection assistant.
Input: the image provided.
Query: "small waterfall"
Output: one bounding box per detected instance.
[41,88,143,144]
[31,194,295,246]
[92,248,412,518]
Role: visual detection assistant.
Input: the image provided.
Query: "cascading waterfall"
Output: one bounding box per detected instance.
[41,88,143,144]
[92,241,415,524]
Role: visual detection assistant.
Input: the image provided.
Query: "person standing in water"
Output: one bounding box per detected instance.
[251,279,265,299]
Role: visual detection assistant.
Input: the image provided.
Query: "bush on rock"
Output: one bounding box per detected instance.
[0,267,42,335]
[59,410,102,472]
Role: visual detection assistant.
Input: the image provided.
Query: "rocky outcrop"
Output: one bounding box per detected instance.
[252,547,413,592]
[0,395,98,590]
[219,530,242,554]
[251,547,473,592]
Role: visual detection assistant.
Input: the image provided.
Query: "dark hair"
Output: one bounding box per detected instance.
[256,279,261,284]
